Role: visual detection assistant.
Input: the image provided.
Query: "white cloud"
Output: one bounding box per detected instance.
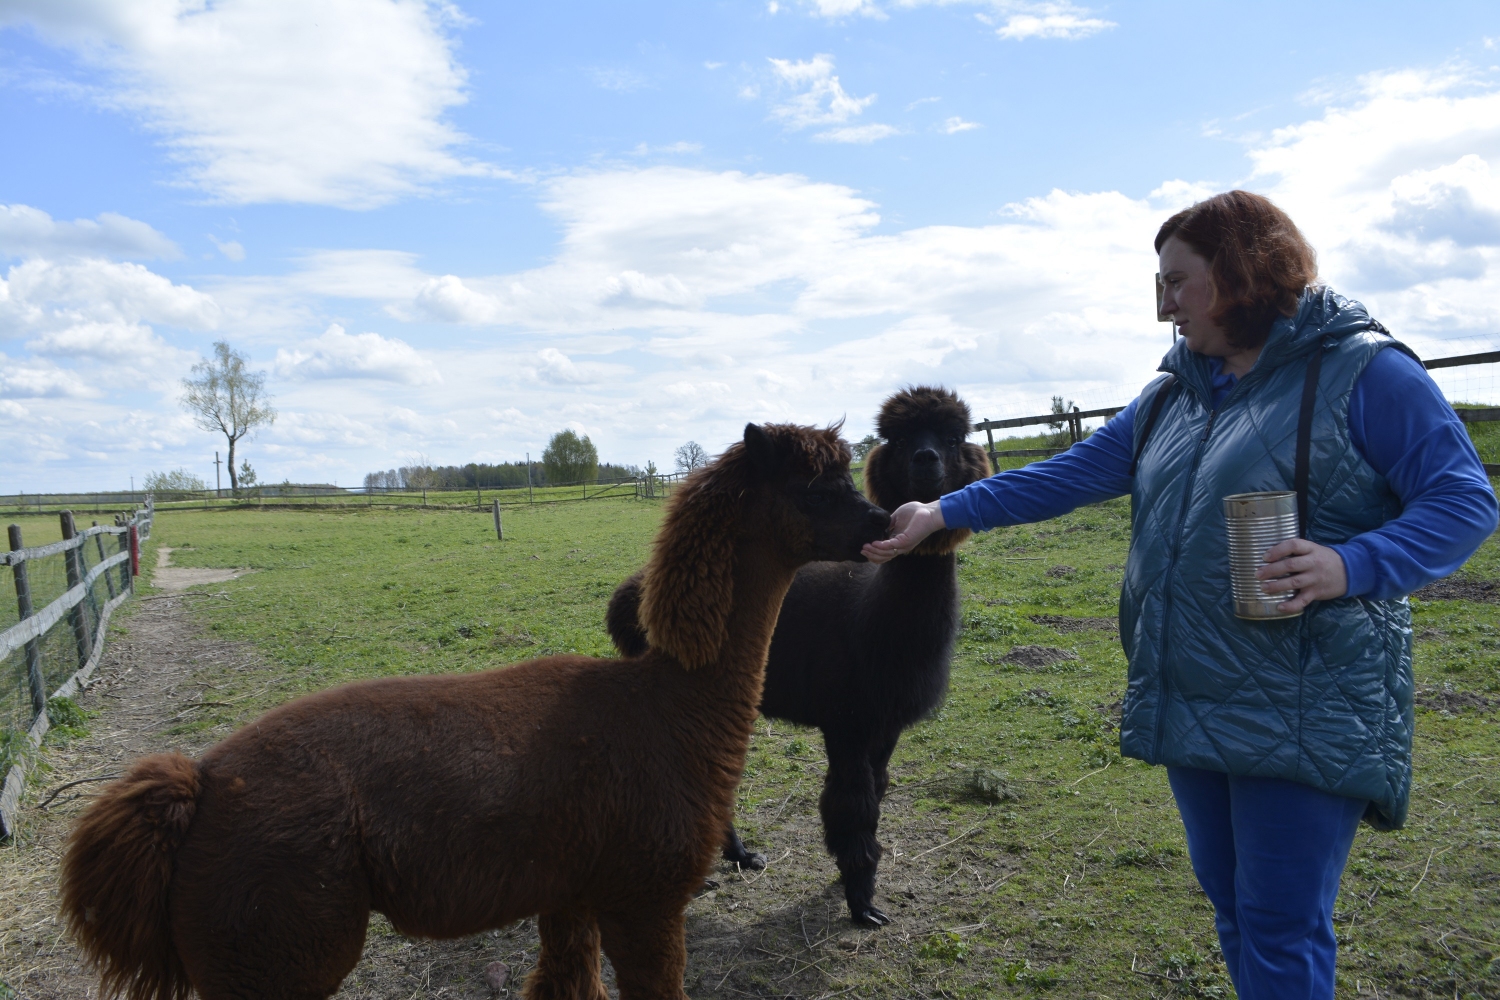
[20,62,1500,490]
[410,274,504,324]
[941,116,981,133]
[802,0,883,16]
[1,0,499,208]
[0,204,179,259]
[799,0,1114,40]
[1241,67,1500,344]
[590,67,651,92]
[630,141,704,156]
[816,123,902,143]
[274,324,440,384]
[986,4,1114,40]
[769,55,877,129]
[0,353,100,398]
[210,236,246,261]
[1,257,220,332]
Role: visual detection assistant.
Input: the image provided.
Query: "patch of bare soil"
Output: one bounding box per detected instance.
[151,546,252,591]
[1412,577,1500,602]
[1029,614,1118,635]
[1,598,1028,999]
[995,645,1079,669]
[1415,682,1495,714]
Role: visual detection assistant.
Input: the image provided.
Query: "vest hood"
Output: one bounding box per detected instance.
[1161,287,1381,406]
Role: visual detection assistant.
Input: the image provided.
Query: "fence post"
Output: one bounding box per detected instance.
[984,423,997,473]
[8,525,47,721]
[493,501,503,541]
[114,514,133,594]
[93,520,118,600]
[60,512,94,670]
[476,486,482,509]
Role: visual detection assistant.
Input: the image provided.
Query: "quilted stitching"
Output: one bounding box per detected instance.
[1121,297,1414,828]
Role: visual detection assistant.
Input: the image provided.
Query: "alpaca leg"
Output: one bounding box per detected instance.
[598,906,689,1000]
[524,911,608,1000]
[721,823,767,870]
[872,729,901,802]
[819,731,888,927]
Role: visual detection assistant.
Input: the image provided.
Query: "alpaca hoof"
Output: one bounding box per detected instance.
[736,852,768,872]
[850,904,890,927]
[698,878,722,894]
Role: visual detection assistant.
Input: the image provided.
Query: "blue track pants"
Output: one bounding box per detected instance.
[1167,767,1366,1000]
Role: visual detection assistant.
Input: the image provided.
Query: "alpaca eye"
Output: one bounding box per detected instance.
[804,492,828,507]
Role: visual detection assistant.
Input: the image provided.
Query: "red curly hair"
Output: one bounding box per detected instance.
[1156,190,1318,349]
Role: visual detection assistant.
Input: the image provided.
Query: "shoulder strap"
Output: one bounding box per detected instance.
[1294,346,1325,539]
[1129,375,1177,477]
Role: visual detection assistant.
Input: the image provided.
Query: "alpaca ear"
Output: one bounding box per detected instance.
[743,422,782,479]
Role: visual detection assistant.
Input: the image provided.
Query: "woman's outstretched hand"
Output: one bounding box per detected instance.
[862,500,946,564]
[1256,538,1348,613]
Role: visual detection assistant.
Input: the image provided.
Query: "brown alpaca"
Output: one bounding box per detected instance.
[607,387,991,925]
[60,423,891,1000]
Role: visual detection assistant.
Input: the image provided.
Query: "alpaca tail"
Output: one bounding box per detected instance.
[59,752,200,1000]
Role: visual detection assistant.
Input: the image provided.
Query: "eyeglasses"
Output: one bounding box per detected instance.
[1155,273,1177,340]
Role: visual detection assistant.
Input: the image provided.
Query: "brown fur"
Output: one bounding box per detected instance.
[59,422,889,1000]
[606,387,991,926]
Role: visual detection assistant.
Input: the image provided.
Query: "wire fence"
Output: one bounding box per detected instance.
[1,503,152,838]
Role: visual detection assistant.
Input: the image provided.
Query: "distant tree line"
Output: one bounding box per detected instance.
[362,459,643,492]
[363,430,653,491]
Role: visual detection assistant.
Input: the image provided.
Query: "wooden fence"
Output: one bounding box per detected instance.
[0,502,153,838]
[974,349,1500,474]
[0,474,689,517]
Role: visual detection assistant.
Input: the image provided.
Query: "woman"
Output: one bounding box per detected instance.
[864,191,1497,999]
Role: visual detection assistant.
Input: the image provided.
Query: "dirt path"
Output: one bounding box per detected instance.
[1,595,1010,999]
[152,546,252,591]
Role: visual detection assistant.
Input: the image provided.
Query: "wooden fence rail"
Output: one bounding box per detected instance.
[975,349,1500,470]
[1,502,152,838]
[0,474,690,517]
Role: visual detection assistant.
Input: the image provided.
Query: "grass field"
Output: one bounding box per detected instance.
[22,492,1482,999]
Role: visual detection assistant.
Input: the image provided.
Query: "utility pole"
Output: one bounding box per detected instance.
[214,451,223,497]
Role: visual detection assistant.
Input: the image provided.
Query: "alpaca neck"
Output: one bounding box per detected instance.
[704,535,797,697]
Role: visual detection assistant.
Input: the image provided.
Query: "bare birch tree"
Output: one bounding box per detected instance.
[181,341,276,495]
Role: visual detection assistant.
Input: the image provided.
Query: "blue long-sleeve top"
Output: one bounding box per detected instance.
[941,348,1498,600]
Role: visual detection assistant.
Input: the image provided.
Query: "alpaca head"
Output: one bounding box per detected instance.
[640,422,890,669]
[864,386,991,555]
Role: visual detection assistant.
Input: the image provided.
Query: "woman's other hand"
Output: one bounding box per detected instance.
[1256,538,1348,613]
[862,500,946,564]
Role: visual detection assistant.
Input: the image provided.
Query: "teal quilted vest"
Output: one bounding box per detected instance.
[1120,287,1414,829]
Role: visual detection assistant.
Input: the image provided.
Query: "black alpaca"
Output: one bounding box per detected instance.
[607,387,990,926]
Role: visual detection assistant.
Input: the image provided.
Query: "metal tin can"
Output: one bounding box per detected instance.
[1223,491,1300,620]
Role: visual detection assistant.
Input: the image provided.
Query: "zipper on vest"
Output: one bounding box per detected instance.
[1153,402,1221,762]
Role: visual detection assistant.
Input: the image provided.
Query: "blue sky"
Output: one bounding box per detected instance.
[3,0,1500,490]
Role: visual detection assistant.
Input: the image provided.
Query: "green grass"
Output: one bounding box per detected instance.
[124,496,1500,997]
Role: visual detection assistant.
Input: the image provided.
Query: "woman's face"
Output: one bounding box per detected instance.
[1158,235,1233,358]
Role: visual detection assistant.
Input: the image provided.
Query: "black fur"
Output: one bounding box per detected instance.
[606,386,990,926]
